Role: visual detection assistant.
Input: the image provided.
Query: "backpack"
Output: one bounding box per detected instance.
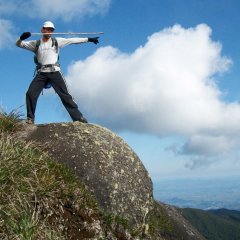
[34,38,59,89]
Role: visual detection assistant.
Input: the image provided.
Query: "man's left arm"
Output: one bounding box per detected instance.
[57,37,99,48]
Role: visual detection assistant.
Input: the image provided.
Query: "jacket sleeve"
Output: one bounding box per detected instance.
[56,37,89,48]
[16,38,37,52]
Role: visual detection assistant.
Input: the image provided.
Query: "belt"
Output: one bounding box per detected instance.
[36,63,60,71]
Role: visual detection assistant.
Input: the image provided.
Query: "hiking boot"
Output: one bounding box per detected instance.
[26,118,34,124]
[76,116,88,123]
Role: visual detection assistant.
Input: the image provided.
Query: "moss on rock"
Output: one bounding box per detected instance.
[24,122,154,231]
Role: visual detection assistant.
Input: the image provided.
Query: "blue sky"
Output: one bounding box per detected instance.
[1,0,240,181]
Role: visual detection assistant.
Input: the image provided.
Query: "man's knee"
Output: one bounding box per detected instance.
[26,86,40,99]
[26,88,34,98]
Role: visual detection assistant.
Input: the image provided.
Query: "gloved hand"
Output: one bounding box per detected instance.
[20,32,31,40]
[88,37,99,44]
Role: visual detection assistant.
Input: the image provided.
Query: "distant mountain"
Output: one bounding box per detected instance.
[208,208,240,221]
[181,208,240,240]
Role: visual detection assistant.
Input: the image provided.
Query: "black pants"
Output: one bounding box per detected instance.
[26,71,83,122]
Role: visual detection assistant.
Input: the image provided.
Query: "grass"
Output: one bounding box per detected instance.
[0,131,100,239]
[148,202,174,237]
[0,106,24,133]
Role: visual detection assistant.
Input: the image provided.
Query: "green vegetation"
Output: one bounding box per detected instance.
[148,202,174,236]
[181,208,240,240]
[209,208,240,222]
[0,131,101,239]
[0,107,23,133]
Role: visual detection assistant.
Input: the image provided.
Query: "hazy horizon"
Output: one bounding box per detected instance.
[153,175,240,210]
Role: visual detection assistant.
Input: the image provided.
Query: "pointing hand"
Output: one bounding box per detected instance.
[88,37,99,44]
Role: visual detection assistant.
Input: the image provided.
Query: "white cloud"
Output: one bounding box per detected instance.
[0,19,15,49]
[181,134,237,156]
[0,1,17,14]
[66,24,240,161]
[67,24,232,132]
[0,0,111,21]
[29,0,111,20]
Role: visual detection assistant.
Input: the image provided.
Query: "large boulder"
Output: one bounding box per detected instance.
[22,122,154,230]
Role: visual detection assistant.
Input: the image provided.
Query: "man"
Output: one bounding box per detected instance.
[16,21,99,124]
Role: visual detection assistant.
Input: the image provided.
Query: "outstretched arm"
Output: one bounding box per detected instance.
[57,37,100,48]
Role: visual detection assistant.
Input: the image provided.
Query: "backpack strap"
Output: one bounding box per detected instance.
[34,39,41,65]
[34,38,58,52]
[52,37,58,53]
[35,39,41,52]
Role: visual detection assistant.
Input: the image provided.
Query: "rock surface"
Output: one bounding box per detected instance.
[23,122,154,230]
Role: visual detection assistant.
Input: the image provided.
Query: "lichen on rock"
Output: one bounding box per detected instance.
[23,122,154,230]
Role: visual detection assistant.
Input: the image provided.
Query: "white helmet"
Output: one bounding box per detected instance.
[42,21,55,29]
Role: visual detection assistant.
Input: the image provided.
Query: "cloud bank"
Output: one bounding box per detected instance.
[0,0,111,21]
[0,19,15,49]
[27,0,111,21]
[0,0,111,48]
[66,24,240,162]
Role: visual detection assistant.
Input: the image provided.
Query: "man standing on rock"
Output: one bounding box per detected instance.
[16,21,99,124]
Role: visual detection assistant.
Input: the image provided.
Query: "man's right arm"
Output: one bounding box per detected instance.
[16,32,36,51]
[16,32,31,45]
[16,38,24,47]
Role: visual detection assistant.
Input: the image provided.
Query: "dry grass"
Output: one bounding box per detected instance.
[0,107,23,133]
[0,132,99,239]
